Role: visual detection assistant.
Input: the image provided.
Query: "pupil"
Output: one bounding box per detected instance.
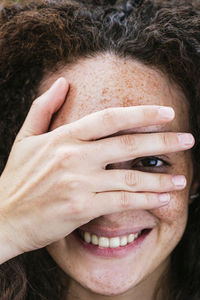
[142,158,157,167]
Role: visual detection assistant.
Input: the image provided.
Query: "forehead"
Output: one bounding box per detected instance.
[40,53,190,133]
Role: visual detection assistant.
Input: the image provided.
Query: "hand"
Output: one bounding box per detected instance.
[0,77,194,263]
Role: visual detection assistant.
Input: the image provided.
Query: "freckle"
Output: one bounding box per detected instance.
[126,81,134,89]
[102,87,109,96]
[100,98,111,106]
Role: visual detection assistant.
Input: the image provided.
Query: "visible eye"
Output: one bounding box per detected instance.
[136,157,163,167]
[132,156,170,171]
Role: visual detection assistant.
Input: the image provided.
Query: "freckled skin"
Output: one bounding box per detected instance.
[39,54,198,300]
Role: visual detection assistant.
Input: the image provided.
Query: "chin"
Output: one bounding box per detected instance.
[76,272,139,296]
[46,226,170,297]
[64,253,145,296]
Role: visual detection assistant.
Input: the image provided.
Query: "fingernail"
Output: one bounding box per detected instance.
[158,107,175,119]
[172,175,187,188]
[159,193,170,203]
[178,133,194,146]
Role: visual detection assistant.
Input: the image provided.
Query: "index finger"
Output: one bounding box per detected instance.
[54,105,175,141]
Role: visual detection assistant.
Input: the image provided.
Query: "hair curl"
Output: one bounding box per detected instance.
[0,0,200,299]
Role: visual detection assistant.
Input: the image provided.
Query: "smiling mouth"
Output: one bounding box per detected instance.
[76,228,152,248]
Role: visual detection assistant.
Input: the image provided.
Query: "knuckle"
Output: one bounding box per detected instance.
[67,177,82,191]
[119,191,131,209]
[53,125,75,141]
[143,107,158,120]
[50,127,65,142]
[70,200,85,215]
[158,174,170,189]
[160,133,170,148]
[119,135,137,153]
[101,109,117,128]
[52,147,79,167]
[158,173,165,187]
[142,107,153,120]
[145,193,155,206]
[49,130,65,144]
[124,171,138,187]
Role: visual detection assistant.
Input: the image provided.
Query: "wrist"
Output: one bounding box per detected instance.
[0,178,24,264]
[0,229,23,264]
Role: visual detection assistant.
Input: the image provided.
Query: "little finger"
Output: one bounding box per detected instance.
[92,191,170,216]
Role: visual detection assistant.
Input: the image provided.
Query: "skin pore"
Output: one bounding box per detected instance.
[38,53,197,300]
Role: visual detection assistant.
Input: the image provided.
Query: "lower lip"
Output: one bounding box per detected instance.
[73,229,152,258]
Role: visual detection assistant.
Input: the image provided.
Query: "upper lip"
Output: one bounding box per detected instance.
[78,224,155,238]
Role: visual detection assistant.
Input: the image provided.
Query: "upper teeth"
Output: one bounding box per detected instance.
[81,231,141,248]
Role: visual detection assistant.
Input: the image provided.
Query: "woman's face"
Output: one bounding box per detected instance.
[40,54,196,298]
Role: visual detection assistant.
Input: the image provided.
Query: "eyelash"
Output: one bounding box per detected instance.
[132,156,170,169]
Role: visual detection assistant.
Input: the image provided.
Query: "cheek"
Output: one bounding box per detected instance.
[153,153,193,224]
[150,190,189,229]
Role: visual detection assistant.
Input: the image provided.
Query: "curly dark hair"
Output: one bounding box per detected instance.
[0,0,200,299]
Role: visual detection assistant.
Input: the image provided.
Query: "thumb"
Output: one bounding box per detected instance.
[16,77,69,140]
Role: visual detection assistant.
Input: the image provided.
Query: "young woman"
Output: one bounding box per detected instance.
[0,0,200,299]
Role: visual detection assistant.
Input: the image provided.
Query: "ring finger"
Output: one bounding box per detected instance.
[90,170,187,193]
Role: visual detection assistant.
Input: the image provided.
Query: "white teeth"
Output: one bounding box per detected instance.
[120,236,128,246]
[109,237,120,248]
[91,234,98,245]
[128,234,135,243]
[99,237,109,248]
[81,230,141,248]
[135,232,139,239]
[84,231,91,243]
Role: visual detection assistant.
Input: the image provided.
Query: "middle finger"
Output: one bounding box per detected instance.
[86,132,195,166]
